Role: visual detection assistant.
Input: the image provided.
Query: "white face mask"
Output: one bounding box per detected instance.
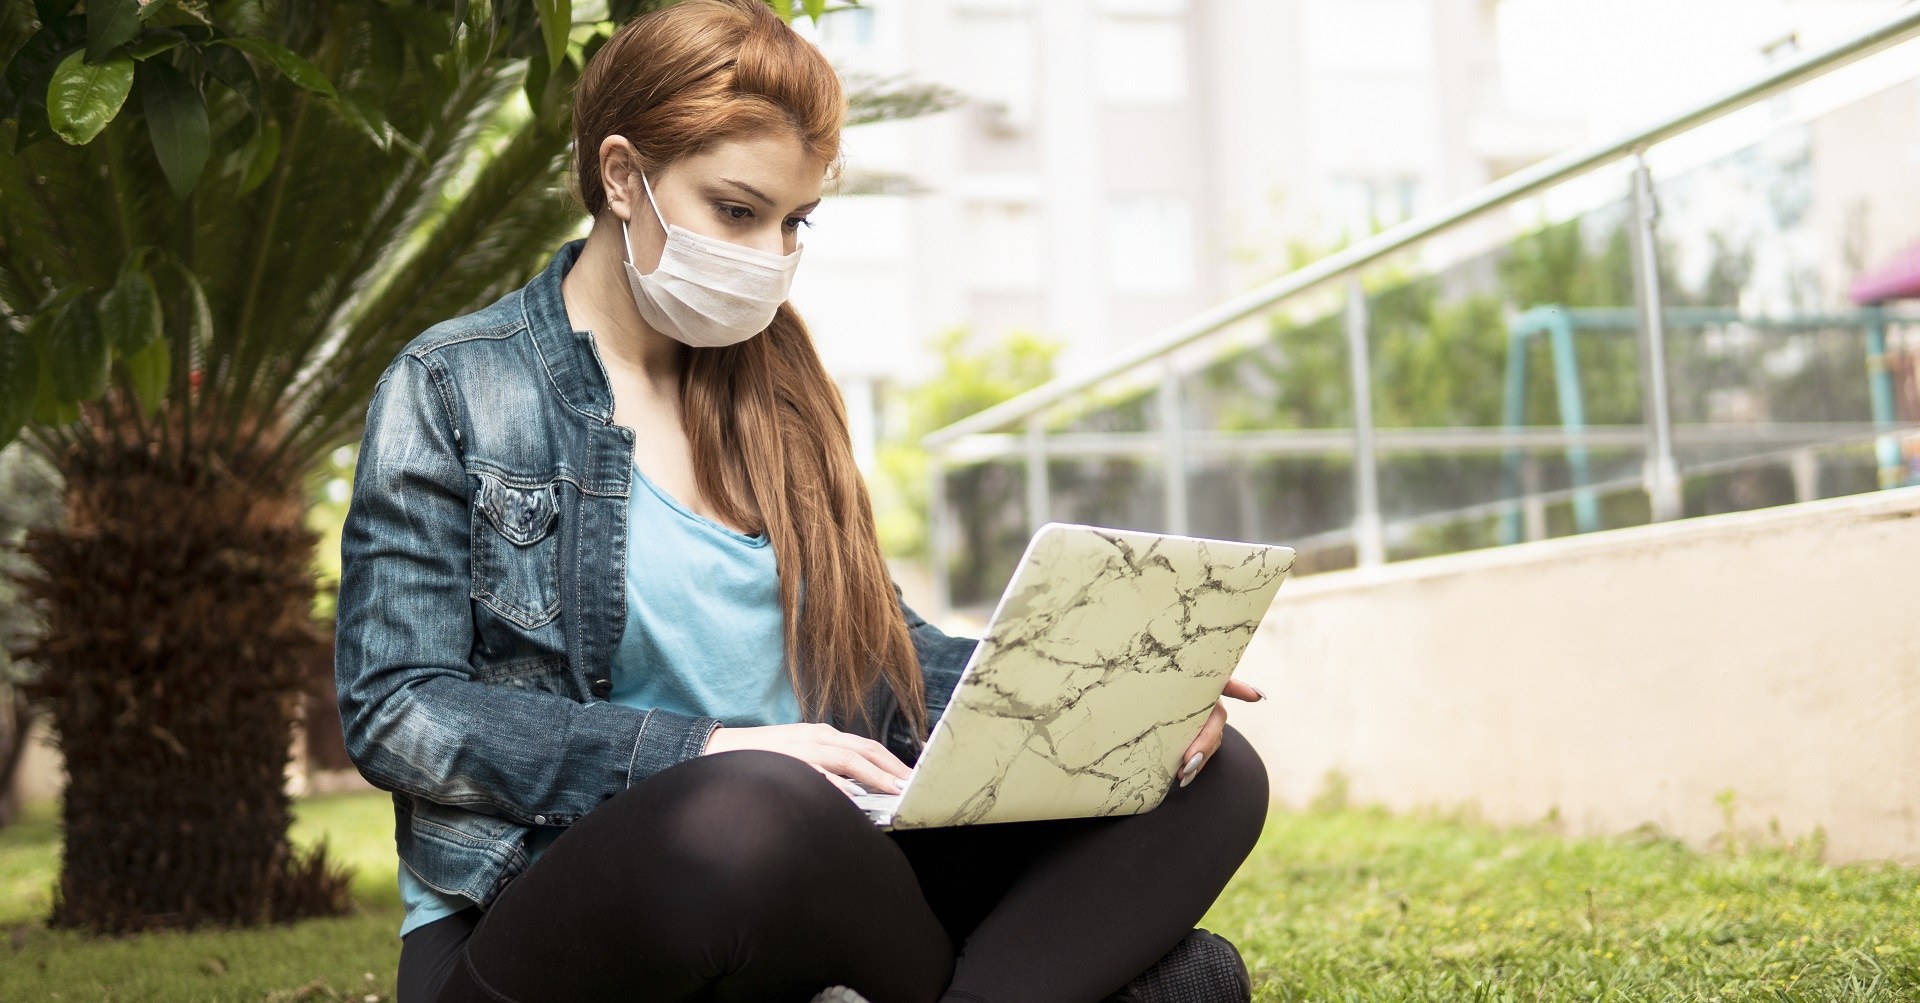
[620,170,804,349]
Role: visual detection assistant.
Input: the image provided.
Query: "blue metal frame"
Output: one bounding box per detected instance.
[1501,306,1910,544]
[1501,307,1598,543]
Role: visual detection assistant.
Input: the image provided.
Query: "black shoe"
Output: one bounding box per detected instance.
[1102,928,1252,1003]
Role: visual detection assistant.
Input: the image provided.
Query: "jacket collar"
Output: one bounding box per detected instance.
[522,237,616,424]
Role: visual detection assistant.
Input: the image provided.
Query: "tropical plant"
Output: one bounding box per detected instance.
[0,0,947,934]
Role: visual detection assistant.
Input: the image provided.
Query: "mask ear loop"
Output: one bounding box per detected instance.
[640,170,670,235]
[620,169,673,271]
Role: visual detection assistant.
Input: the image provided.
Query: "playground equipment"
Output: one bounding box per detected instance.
[1499,304,1914,544]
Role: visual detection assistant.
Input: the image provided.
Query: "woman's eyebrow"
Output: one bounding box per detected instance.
[714,177,821,212]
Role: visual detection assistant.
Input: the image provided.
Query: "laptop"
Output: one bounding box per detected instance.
[852,522,1295,830]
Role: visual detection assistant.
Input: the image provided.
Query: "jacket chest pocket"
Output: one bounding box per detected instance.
[470,471,563,629]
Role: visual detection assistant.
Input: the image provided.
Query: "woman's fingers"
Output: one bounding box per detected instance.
[1222,678,1267,703]
[1179,701,1229,788]
[814,764,861,796]
[821,730,914,785]
[824,746,907,794]
[1182,701,1228,762]
[707,724,914,795]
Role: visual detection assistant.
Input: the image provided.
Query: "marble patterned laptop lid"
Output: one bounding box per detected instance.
[887,522,1294,830]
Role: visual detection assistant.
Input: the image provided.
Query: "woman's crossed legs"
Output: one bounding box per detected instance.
[402,725,1268,1003]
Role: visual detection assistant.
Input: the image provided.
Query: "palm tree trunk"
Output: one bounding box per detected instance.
[16,394,350,933]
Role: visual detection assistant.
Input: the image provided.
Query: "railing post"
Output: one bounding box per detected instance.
[1522,453,1548,542]
[1791,447,1819,503]
[1345,274,1386,566]
[928,451,951,619]
[1024,415,1051,531]
[1158,362,1190,535]
[1864,304,1903,488]
[1629,151,1684,522]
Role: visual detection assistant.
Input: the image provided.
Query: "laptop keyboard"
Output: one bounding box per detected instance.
[843,779,901,824]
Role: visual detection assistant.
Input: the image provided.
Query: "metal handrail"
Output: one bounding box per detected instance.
[922,1,1920,449]
[1277,424,1918,557]
[937,422,1917,462]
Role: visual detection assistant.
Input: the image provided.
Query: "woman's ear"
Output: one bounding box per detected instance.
[600,135,642,222]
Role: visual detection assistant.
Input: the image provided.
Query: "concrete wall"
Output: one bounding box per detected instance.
[1228,485,1920,865]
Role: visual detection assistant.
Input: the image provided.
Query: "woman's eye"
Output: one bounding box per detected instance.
[785,217,813,232]
[719,204,753,221]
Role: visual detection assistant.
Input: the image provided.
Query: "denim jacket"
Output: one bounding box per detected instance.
[334,237,977,911]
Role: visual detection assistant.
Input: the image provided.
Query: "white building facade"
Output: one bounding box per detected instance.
[786,0,1901,464]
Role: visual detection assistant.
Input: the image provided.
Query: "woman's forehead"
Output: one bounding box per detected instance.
[672,134,826,205]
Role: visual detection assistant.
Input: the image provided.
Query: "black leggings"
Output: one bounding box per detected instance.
[397,725,1267,1003]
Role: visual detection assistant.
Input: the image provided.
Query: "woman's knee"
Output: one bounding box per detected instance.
[1184,724,1270,851]
[1208,725,1269,797]
[595,749,858,891]
[601,748,842,822]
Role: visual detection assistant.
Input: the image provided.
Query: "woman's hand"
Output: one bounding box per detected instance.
[703,722,914,796]
[1178,678,1266,788]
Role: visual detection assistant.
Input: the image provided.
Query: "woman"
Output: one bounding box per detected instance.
[334,2,1270,1000]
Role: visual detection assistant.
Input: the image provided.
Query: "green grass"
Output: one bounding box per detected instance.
[2,792,404,1001]
[1204,805,1920,1002]
[2,792,1917,1000]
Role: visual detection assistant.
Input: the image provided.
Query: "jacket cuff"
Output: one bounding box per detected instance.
[626,707,724,785]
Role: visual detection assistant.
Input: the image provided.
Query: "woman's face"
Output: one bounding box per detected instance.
[607,130,825,272]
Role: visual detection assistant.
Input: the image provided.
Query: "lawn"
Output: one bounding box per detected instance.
[1,789,1916,1001]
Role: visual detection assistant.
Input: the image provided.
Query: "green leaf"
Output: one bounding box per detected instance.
[100,264,163,355]
[152,254,213,353]
[139,0,213,30]
[210,36,336,98]
[769,1,793,24]
[133,0,169,18]
[521,43,549,120]
[29,367,80,426]
[536,47,579,124]
[233,115,279,196]
[534,0,569,83]
[85,0,142,62]
[365,6,406,97]
[333,90,391,150]
[123,328,170,417]
[5,24,72,152]
[0,326,38,447]
[138,57,208,200]
[46,290,110,403]
[47,48,133,145]
[127,33,183,60]
[803,0,827,22]
[201,40,261,114]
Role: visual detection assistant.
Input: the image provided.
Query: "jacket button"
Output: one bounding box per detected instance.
[533,814,546,825]
[589,676,612,697]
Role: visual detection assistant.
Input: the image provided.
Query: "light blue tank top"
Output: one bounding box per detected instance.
[396,460,800,938]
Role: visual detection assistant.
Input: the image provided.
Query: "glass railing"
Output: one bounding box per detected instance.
[922,5,1920,615]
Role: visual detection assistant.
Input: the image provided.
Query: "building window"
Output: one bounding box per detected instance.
[819,6,876,48]
[1330,175,1422,238]
[1096,16,1188,106]
[1107,195,1195,294]
[960,10,1037,127]
[968,199,1043,289]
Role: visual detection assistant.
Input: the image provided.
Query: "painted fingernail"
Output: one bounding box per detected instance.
[1179,752,1203,787]
[1251,684,1268,701]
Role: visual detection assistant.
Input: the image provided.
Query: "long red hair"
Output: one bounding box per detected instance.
[570,0,924,737]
